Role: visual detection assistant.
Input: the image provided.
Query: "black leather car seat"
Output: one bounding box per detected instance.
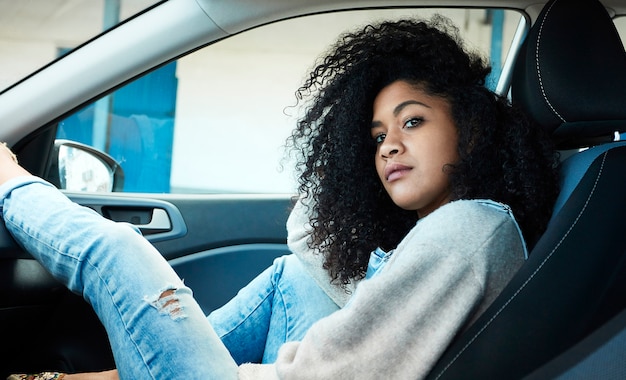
[425,0,626,378]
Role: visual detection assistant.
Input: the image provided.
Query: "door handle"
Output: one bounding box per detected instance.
[66,194,187,243]
[135,208,172,231]
[102,206,171,234]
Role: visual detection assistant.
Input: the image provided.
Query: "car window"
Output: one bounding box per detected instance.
[0,0,161,93]
[53,8,523,194]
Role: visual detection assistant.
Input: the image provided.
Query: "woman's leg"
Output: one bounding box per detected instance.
[209,254,340,364]
[1,177,238,380]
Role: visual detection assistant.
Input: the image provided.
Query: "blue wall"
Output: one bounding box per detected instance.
[57,62,177,193]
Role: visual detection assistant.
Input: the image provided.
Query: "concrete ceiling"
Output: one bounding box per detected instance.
[0,0,159,46]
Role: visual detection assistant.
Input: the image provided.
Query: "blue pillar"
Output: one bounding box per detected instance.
[486,9,504,91]
[92,0,120,152]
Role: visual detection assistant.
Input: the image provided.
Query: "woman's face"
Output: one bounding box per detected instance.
[371,80,459,217]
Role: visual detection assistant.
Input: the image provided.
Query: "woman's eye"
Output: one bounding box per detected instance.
[404,117,423,128]
[374,133,386,144]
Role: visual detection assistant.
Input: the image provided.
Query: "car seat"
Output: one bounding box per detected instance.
[425,0,626,378]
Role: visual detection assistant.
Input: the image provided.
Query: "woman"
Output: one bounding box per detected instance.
[4,16,558,380]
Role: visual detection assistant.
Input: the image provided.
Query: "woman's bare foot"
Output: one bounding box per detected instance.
[0,142,32,185]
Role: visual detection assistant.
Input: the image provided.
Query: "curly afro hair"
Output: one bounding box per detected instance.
[287,16,559,287]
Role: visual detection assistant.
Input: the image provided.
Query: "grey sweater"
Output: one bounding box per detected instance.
[239,199,525,379]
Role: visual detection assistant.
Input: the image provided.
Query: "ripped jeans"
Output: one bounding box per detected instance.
[1,177,337,379]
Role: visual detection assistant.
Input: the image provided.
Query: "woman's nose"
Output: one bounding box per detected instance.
[380,131,402,158]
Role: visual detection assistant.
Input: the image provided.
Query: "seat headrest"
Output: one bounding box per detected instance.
[511,0,626,149]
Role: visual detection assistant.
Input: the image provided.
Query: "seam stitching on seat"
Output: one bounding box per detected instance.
[535,0,566,123]
[434,151,608,379]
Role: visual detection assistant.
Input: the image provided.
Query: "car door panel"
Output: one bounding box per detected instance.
[169,243,291,313]
[0,192,293,376]
[66,193,294,312]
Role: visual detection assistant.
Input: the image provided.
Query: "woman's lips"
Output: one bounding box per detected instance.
[385,163,412,182]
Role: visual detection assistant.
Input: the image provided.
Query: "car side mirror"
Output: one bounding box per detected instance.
[49,139,125,192]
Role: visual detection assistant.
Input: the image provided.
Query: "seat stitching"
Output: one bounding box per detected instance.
[434,151,608,379]
[535,0,566,123]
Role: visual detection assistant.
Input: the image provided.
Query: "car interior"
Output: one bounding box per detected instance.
[426,0,626,378]
[1,0,625,378]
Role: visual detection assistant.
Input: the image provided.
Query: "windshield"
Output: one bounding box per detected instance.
[0,0,161,92]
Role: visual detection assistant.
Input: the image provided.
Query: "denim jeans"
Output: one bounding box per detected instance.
[1,177,337,379]
[2,177,529,379]
[208,254,340,364]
